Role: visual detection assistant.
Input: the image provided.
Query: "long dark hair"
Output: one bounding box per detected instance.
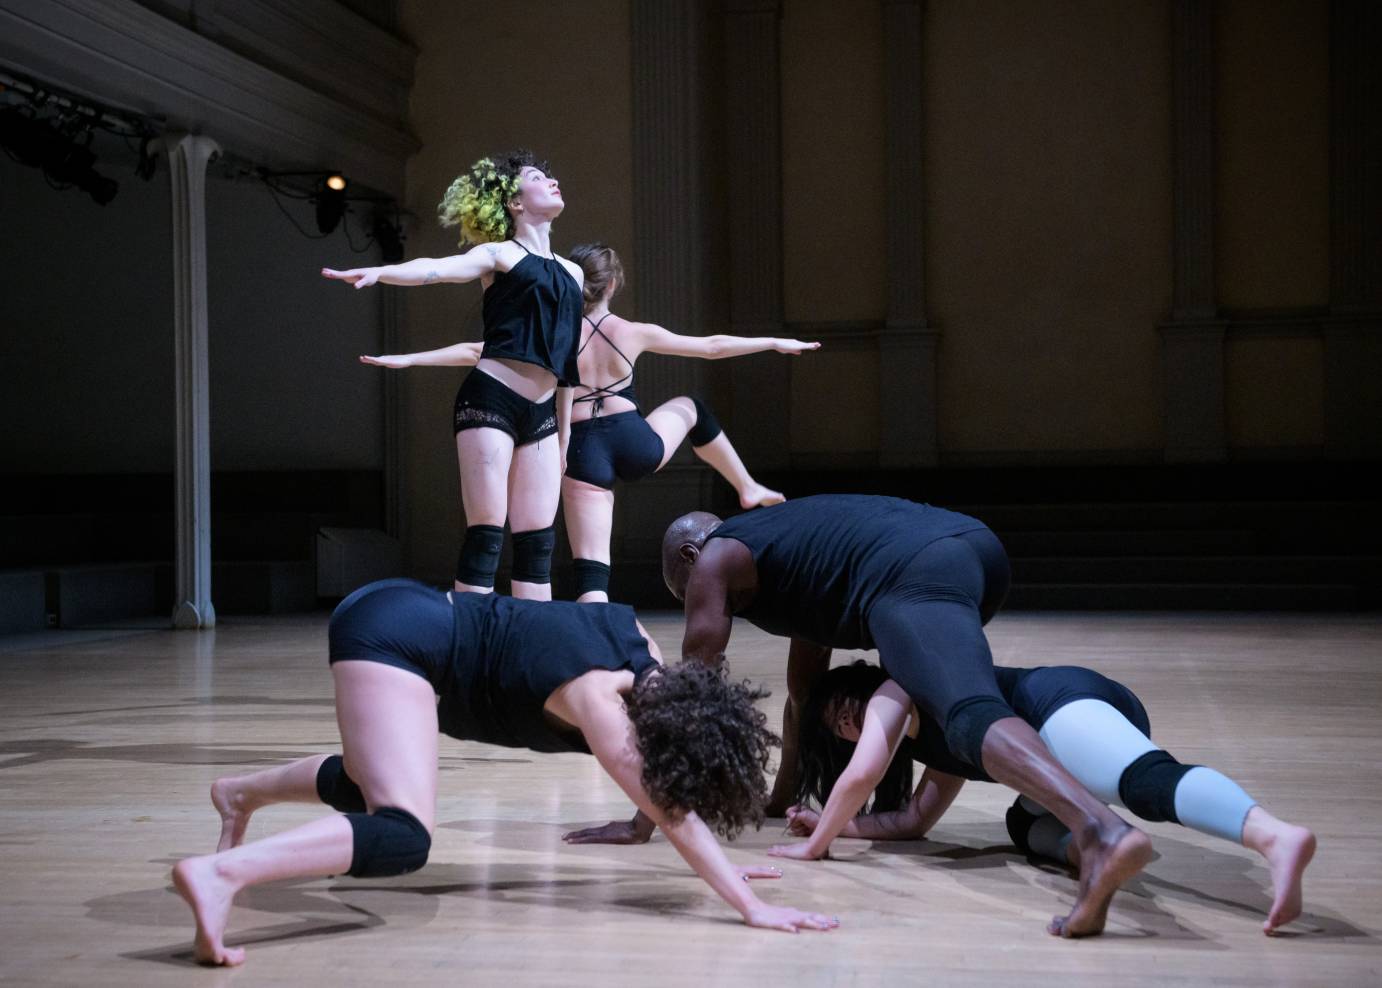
[796,661,914,814]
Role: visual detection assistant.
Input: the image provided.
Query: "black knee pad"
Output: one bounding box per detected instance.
[572,558,611,597]
[345,806,431,878]
[942,695,1016,771]
[456,524,504,587]
[1117,749,1193,824]
[688,396,723,447]
[316,754,366,813]
[511,526,556,584]
[1005,797,1044,855]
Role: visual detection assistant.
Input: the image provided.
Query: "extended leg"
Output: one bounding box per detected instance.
[645,397,783,509]
[172,662,439,966]
[870,589,1150,938]
[1039,699,1316,934]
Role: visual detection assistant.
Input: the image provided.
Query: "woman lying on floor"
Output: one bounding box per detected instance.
[770,659,1315,935]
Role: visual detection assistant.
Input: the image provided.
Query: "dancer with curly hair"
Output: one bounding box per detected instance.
[172,578,837,966]
[773,659,1317,935]
[560,244,820,602]
[324,151,582,599]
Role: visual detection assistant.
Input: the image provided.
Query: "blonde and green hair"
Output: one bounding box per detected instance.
[437,150,550,246]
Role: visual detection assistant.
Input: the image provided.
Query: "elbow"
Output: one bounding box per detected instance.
[703,336,727,358]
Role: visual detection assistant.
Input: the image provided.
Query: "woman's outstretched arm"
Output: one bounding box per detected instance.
[787,767,967,842]
[554,677,838,933]
[322,243,500,289]
[632,322,820,360]
[359,342,482,369]
[767,681,913,861]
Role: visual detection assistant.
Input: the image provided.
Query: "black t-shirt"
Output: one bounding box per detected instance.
[481,253,583,386]
[437,595,656,753]
[708,495,988,649]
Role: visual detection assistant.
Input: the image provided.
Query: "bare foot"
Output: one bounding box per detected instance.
[172,856,246,967]
[1048,824,1153,938]
[211,777,254,852]
[739,483,785,510]
[1243,807,1316,935]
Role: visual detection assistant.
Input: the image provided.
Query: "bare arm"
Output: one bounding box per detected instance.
[322,243,499,289]
[555,681,836,932]
[556,386,573,471]
[360,342,482,369]
[632,322,821,360]
[680,554,736,666]
[769,681,912,861]
[840,768,967,841]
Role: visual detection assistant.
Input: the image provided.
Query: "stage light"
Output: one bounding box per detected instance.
[0,109,119,205]
[314,174,348,234]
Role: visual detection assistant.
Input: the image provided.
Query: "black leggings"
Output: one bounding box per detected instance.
[869,528,1013,770]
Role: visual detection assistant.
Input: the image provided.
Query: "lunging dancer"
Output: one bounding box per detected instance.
[172,579,837,966]
[775,659,1317,935]
[324,151,581,599]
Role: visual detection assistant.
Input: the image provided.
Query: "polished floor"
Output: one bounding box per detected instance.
[0,609,1379,986]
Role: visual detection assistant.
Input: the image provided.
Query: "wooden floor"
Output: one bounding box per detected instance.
[1,610,1379,986]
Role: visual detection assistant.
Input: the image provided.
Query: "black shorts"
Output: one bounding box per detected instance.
[565,411,665,489]
[327,578,452,691]
[453,369,557,446]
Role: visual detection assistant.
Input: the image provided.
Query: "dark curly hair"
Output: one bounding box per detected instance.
[625,663,779,839]
[796,661,914,814]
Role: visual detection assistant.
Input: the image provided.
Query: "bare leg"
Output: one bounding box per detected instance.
[645,397,783,509]
[980,719,1153,938]
[1241,806,1316,934]
[455,427,515,594]
[508,432,562,601]
[561,476,615,603]
[210,754,330,851]
[173,662,439,966]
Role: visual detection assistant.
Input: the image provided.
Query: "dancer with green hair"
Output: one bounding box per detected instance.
[324,151,581,599]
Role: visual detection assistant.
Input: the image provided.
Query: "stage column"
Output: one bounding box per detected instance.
[881,0,939,468]
[1160,0,1226,463]
[164,132,220,630]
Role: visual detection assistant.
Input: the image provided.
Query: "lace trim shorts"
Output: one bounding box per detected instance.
[453,368,557,446]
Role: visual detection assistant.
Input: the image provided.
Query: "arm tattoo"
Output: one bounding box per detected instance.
[423,270,440,284]
[485,245,498,257]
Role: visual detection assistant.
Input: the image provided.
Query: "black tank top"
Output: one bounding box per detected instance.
[480,241,583,386]
[437,594,656,753]
[708,495,988,650]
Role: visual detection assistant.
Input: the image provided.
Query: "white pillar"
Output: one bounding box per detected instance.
[164,132,220,629]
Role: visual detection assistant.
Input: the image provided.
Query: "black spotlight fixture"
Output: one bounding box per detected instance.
[314,172,348,234]
[0,108,118,205]
[372,207,404,263]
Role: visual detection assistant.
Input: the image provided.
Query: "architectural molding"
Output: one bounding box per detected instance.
[0,0,418,193]
[723,0,789,470]
[881,0,936,467]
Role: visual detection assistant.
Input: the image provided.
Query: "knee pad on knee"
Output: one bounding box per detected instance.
[316,755,366,813]
[1117,749,1193,823]
[1005,796,1043,854]
[688,396,723,447]
[511,526,556,584]
[572,558,611,597]
[345,807,431,878]
[942,695,1016,771]
[456,524,504,588]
